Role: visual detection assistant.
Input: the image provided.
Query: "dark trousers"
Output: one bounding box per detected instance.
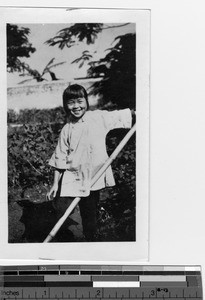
[52,191,100,241]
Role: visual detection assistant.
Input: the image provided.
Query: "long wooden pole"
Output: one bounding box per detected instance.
[43,123,136,243]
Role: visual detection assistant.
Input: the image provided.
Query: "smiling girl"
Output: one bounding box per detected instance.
[46,84,134,241]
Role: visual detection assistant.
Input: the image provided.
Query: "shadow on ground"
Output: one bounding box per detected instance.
[9,199,84,243]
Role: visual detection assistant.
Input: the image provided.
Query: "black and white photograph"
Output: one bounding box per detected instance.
[1,8,149,261]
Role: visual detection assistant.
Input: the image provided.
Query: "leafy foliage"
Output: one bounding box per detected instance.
[7,24,36,72]
[88,34,136,109]
[8,112,135,242]
[8,122,62,200]
[46,23,136,109]
[72,51,93,68]
[45,24,104,49]
[7,24,65,82]
[18,58,66,84]
[8,107,65,124]
[97,129,136,241]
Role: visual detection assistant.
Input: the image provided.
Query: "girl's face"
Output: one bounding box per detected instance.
[66,97,88,119]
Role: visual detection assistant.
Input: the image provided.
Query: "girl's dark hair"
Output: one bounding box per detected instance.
[62,84,89,114]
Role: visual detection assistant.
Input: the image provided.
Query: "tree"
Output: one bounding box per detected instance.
[18,58,66,84]
[87,34,136,109]
[71,50,93,68]
[7,23,36,72]
[45,23,135,109]
[45,24,104,48]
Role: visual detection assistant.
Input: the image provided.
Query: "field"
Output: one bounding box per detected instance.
[8,107,136,243]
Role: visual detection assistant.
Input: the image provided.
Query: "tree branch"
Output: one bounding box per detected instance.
[102,23,130,30]
[24,158,43,176]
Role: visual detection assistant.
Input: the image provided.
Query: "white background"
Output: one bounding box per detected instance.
[1,0,205,287]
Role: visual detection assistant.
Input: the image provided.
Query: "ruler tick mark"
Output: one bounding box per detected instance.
[1,265,203,300]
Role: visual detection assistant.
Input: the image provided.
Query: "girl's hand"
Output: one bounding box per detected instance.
[131,109,136,125]
[46,184,58,201]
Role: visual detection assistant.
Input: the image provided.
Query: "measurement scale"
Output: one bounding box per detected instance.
[0,265,203,299]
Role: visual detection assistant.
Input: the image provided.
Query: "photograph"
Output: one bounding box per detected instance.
[1,7,149,261]
[7,22,137,244]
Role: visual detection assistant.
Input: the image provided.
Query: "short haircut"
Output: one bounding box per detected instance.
[63,84,89,114]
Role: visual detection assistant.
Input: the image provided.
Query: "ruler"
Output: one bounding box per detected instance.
[0,265,203,299]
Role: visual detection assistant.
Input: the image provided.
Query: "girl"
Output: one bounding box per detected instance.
[47,84,134,241]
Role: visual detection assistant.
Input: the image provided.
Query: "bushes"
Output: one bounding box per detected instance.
[8,122,62,200]
[8,111,136,242]
[7,107,65,124]
[98,129,136,241]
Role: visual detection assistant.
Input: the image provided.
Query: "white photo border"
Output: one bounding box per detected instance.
[0,7,150,262]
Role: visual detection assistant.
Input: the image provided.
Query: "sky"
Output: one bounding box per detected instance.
[7,23,135,87]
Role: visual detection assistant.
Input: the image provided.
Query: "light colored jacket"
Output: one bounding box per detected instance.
[49,109,132,197]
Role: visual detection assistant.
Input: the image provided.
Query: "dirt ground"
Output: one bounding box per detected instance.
[8,193,84,243]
